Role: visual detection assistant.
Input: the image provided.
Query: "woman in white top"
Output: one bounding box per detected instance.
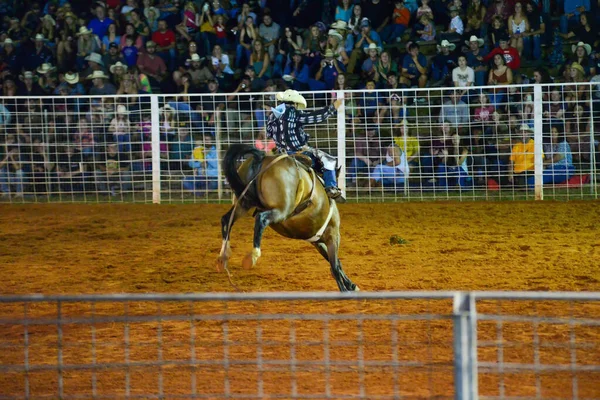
[507,2,529,55]
[210,44,234,77]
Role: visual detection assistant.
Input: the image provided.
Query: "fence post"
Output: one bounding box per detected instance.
[150,95,161,204]
[215,110,223,201]
[533,84,544,200]
[453,292,478,400]
[336,90,347,195]
[589,90,597,199]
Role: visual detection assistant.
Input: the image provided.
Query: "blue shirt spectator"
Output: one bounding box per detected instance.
[88,6,114,38]
[402,52,427,77]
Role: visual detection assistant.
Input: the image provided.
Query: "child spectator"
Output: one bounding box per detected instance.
[109,105,132,152]
[413,14,436,42]
[440,6,463,42]
[122,35,139,67]
[452,55,475,92]
[380,0,411,45]
[400,42,428,88]
[183,135,219,195]
[176,2,199,42]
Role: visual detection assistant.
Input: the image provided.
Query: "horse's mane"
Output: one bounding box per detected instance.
[222,144,265,208]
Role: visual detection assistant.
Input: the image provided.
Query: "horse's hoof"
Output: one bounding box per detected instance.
[241,253,254,270]
[354,285,360,292]
[216,257,227,273]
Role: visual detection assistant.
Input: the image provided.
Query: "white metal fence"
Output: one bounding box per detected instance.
[0,82,599,203]
[0,292,599,399]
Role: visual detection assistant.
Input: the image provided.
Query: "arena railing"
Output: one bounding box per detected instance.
[0,291,599,399]
[0,82,598,204]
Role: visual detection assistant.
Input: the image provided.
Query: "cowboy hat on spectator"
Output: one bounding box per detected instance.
[85,52,104,66]
[76,26,93,36]
[87,70,110,80]
[571,42,592,56]
[36,63,56,74]
[34,34,45,41]
[330,20,349,31]
[465,35,484,47]
[187,53,201,63]
[2,38,13,47]
[570,62,585,75]
[364,43,382,54]
[116,104,129,115]
[41,14,56,26]
[276,89,307,109]
[519,123,534,133]
[64,72,79,84]
[144,6,160,19]
[110,61,128,74]
[63,11,77,20]
[327,29,343,42]
[324,49,336,58]
[21,71,34,80]
[437,39,456,52]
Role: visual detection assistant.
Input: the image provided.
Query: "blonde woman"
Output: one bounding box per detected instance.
[507,2,529,55]
[56,11,79,69]
[326,29,348,65]
[76,26,101,69]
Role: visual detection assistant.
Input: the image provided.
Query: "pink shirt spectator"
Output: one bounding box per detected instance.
[184,10,198,29]
[474,105,495,122]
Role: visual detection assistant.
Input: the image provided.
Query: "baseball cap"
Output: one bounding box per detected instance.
[360,18,371,28]
[109,42,118,49]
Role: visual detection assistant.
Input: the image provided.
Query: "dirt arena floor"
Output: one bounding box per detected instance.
[1,202,599,399]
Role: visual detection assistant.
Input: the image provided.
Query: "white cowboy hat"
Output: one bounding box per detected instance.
[327,29,343,42]
[144,6,160,19]
[465,35,484,47]
[276,89,307,109]
[85,52,104,66]
[282,74,295,82]
[437,39,456,51]
[2,38,14,46]
[34,34,45,41]
[77,26,93,36]
[64,72,79,84]
[519,123,534,133]
[160,104,175,113]
[41,14,56,26]
[87,70,110,80]
[22,71,34,80]
[109,61,128,74]
[571,41,592,56]
[187,53,201,63]
[36,63,55,74]
[116,104,129,115]
[364,42,382,55]
[330,20,349,31]
[323,49,336,58]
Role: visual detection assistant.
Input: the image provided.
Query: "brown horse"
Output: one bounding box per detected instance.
[217,144,359,292]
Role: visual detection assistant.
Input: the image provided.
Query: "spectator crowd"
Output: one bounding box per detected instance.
[1,0,600,198]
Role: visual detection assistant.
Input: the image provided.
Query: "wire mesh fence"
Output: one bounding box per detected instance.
[0,292,599,399]
[0,83,598,204]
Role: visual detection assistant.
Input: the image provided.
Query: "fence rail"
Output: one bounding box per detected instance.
[0,291,599,399]
[0,82,599,203]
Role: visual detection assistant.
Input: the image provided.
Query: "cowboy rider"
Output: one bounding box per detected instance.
[266,90,345,201]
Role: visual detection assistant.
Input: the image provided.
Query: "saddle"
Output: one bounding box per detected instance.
[291,153,314,171]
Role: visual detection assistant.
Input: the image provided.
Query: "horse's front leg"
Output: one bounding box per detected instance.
[217,205,247,272]
[242,210,284,269]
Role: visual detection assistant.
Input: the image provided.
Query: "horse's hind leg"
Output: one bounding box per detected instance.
[313,241,359,292]
[242,210,285,269]
[217,205,248,272]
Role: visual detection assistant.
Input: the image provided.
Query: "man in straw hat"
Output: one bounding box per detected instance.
[465,35,488,86]
[508,123,536,187]
[266,90,346,201]
[314,49,344,90]
[347,18,383,74]
[22,33,53,72]
[431,39,457,86]
[88,70,116,95]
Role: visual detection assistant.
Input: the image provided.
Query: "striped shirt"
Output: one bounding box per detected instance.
[266,104,337,152]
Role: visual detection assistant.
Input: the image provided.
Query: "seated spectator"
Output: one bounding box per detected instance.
[361,43,381,83]
[380,0,411,45]
[121,35,140,68]
[145,6,160,32]
[244,66,267,92]
[110,62,128,87]
[88,5,114,38]
[431,40,458,86]
[375,51,398,86]
[183,135,219,195]
[348,4,364,35]
[176,2,199,42]
[435,130,472,188]
[564,62,589,103]
[109,105,132,151]
[400,42,428,88]
[137,41,168,91]
[283,51,310,91]
[465,35,488,87]
[22,34,54,73]
[484,0,511,26]
[473,93,495,136]
[347,18,382,74]
[74,119,96,156]
[130,9,150,39]
[103,42,124,68]
[483,34,520,75]
[76,27,102,70]
[508,124,536,187]
[102,23,121,53]
[95,142,132,196]
[119,24,144,50]
[249,39,272,79]
[522,2,546,61]
[37,64,58,95]
[452,55,475,94]
[1,40,19,77]
[363,0,393,32]
[370,143,410,188]
[558,12,598,47]
[464,0,486,38]
[236,15,258,69]
[412,14,436,42]
[274,26,303,77]
[439,6,463,42]
[117,72,142,95]
[393,122,421,167]
[17,71,44,96]
[40,15,56,49]
[210,44,235,86]
[152,19,177,72]
[0,135,25,198]
[560,0,590,34]
[259,12,281,61]
[334,72,352,90]
[302,24,323,57]
[543,123,575,184]
[507,2,529,56]
[212,14,228,50]
[233,3,257,35]
[565,105,595,166]
[439,90,469,127]
[88,70,117,95]
[570,42,596,77]
[348,125,384,184]
[543,88,566,121]
[487,53,512,106]
[326,29,349,66]
[225,76,256,134]
[415,0,434,24]
[313,49,345,90]
[54,72,86,96]
[335,0,354,22]
[355,80,384,124]
[488,15,508,48]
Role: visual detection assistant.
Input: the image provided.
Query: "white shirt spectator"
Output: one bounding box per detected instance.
[452,66,474,87]
[450,15,464,35]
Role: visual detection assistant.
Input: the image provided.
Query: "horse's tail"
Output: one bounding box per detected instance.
[222,144,265,206]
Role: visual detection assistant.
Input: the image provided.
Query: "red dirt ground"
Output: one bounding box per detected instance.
[0,202,599,399]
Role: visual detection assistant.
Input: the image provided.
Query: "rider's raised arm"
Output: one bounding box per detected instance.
[297,104,337,125]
